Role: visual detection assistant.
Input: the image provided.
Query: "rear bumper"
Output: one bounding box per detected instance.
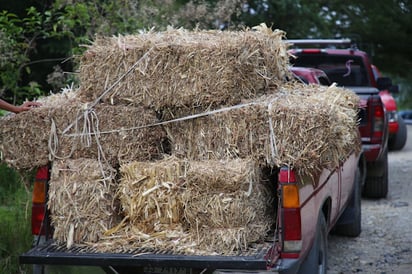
[20,241,271,271]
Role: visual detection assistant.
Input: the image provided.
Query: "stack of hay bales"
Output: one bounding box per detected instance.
[0,25,361,255]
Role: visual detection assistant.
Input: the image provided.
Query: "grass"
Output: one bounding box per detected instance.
[0,163,34,274]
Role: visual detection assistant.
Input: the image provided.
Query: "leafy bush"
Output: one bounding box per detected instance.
[0,164,33,274]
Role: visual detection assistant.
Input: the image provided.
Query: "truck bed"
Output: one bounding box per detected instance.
[20,240,275,270]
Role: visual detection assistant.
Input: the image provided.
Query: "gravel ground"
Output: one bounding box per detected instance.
[328,125,412,274]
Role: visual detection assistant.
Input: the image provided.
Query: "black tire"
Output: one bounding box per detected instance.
[388,116,407,151]
[298,212,327,274]
[332,167,362,237]
[363,148,388,198]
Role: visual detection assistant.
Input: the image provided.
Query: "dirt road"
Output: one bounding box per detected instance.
[328,125,412,273]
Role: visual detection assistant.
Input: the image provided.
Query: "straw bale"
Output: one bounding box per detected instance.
[77,25,290,110]
[53,103,168,166]
[90,223,194,254]
[182,158,274,253]
[0,92,167,169]
[0,108,52,169]
[36,84,81,107]
[0,88,82,170]
[194,226,270,254]
[181,158,272,227]
[164,83,360,178]
[48,158,119,248]
[117,156,186,233]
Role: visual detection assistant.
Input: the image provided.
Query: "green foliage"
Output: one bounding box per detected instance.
[0,8,50,103]
[392,76,412,110]
[0,4,92,103]
[0,164,33,274]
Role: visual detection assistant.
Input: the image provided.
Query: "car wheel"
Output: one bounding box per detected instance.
[388,116,407,151]
[298,212,327,274]
[332,167,362,237]
[363,148,388,198]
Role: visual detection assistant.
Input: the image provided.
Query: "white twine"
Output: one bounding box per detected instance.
[48,108,114,182]
[246,174,254,197]
[48,118,76,161]
[64,101,259,137]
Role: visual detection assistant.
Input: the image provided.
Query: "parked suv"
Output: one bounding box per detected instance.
[288,39,389,198]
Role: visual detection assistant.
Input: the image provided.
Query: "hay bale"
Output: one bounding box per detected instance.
[48,158,119,248]
[118,156,186,233]
[0,108,52,169]
[77,25,290,110]
[0,92,168,170]
[164,83,360,178]
[182,158,274,253]
[54,103,168,166]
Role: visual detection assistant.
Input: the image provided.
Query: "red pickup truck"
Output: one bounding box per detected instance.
[289,39,389,198]
[19,72,364,274]
[21,156,363,274]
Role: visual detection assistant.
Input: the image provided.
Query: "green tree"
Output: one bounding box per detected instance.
[0,8,45,104]
[237,0,412,107]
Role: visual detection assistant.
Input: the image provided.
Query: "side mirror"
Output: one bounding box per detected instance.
[376,77,392,91]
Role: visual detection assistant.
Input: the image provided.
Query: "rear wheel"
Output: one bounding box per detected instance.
[298,212,327,274]
[388,116,407,151]
[332,167,362,237]
[363,148,388,198]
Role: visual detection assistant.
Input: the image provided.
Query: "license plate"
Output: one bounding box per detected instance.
[143,267,195,274]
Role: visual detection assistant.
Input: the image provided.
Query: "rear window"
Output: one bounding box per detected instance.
[291,54,371,87]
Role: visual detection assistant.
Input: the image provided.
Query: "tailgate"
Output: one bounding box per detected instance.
[20,240,273,270]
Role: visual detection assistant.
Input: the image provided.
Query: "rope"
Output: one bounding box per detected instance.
[48,118,76,160]
[64,101,259,137]
[88,110,114,181]
[267,100,278,166]
[48,108,114,182]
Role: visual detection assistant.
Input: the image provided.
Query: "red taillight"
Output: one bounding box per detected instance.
[35,166,49,180]
[32,166,49,236]
[369,96,385,143]
[279,167,302,256]
[283,208,302,240]
[32,204,46,235]
[279,167,296,183]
